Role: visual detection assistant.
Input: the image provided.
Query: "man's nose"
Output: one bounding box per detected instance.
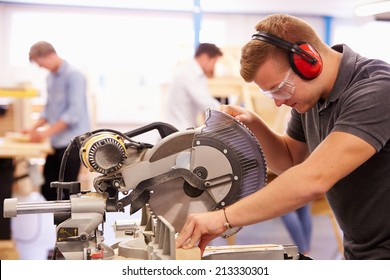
[274,99,285,107]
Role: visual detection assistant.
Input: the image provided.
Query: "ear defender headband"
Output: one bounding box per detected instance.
[251,31,323,80]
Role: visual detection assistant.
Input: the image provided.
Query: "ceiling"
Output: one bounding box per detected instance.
[0,0,386,19]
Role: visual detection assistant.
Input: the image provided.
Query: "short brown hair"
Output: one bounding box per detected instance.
[240,14,325,82]
[29,41,56,61]
[195,43,223,58]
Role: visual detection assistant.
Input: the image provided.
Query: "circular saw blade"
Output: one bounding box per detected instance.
[148,108,267,232]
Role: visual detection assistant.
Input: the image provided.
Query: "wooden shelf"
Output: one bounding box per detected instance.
[0,87,38,98]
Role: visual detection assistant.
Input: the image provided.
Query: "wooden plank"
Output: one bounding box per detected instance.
[176,247,201,260]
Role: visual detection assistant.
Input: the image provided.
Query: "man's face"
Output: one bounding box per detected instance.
[253,58,318,113]
[31,54,57,72]
[203,56,219,78]
[32,56,49,69]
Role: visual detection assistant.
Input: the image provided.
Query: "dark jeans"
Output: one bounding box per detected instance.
[41,146,81,201]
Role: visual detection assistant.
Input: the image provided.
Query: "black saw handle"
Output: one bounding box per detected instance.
[124,122,178,139]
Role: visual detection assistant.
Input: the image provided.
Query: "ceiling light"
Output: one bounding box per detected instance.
[355,1,390,16]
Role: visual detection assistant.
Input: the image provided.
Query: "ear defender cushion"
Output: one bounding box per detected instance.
[289,43,323,80]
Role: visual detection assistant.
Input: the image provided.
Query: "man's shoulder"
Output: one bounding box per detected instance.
[61,62,86,80]
[172,62,201,81]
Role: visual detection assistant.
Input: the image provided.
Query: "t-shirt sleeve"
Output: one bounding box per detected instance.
[332,80,390,152]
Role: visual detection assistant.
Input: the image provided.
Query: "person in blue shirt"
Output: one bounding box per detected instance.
[25,41,90,201]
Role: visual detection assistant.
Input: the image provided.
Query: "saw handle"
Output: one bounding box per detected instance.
[124,122,178,139]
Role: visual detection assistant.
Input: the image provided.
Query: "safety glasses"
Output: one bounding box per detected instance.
[260,68,296,100]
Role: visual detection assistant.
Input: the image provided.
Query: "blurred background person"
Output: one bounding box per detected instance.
[24,41,90,201]
[163,43,223,130]
[281,205,312,255]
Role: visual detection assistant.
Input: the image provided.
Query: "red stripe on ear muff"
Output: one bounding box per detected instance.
[290,43,322,80]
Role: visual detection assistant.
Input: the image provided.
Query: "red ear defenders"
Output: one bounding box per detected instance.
[251,31,322,80]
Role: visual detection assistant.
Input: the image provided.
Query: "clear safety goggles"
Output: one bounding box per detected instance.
[260,68,296,100]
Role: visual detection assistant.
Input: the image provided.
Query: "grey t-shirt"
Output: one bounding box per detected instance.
[287,44,390,259]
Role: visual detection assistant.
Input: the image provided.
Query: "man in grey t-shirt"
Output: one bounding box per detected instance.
[176,14,390,260]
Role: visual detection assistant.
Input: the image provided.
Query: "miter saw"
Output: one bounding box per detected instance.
[3,109,299,260]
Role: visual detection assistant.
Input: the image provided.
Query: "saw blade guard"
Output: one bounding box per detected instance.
[147,108,267,231]
[201,108,267,200]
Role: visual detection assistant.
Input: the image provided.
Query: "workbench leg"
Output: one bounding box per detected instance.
[0,158,14,240]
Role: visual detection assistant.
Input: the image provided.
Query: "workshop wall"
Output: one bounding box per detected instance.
[2,1,390,261]
[1,3,390,130]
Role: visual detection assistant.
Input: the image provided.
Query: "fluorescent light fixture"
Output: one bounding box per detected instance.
[0,0,194,11]
[355,1,390,16]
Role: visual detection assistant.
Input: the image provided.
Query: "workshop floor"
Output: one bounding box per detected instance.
[10,192,343,260]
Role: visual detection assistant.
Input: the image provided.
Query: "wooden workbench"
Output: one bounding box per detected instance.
[0,136,52,255]
[0,137,53,158]
[0,87,44,258]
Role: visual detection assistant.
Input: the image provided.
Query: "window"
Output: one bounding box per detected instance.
[8,8,198,124]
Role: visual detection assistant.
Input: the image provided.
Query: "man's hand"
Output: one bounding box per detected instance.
[175,210,227,255]
[220,104,258,126]
[28,129,49,143]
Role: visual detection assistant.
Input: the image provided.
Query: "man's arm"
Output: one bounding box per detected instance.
[59,72,87,126]
[29,119,68,143]
[221,105,309,174]
[176,131,376,253]
[223,131,376,226]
